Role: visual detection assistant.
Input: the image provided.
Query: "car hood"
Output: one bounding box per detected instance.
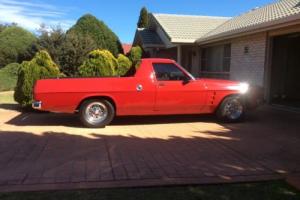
[196,78,248,93]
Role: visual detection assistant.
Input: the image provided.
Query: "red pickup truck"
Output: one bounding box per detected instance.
[33,58,258,128]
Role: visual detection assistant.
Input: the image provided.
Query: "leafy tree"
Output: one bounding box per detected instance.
[79,49,118,77]
[137,7,149,28]
[0,24,6,33]
[14,50,60,107]
[35,26,65,66]
[59,32,97,76]
[0,25,37,68]
[24,25,98,76]
[68,14,123,56]
[0,23,16,33]
[0,63,21,91]
[117,54,132,76]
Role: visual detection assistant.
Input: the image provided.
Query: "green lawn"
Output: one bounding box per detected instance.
[0,181,299,200]
[0,91,16,104]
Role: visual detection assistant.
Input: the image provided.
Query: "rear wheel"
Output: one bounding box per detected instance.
[79,99,115,128]
[216,96,245,122]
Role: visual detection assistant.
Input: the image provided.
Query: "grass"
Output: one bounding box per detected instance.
[0,181,299,200]
[0,91,16,104]
[0,63,20,92]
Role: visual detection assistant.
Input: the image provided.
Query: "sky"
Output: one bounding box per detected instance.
[0,0,277,43]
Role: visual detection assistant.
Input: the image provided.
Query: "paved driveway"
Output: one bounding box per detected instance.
[0,103,300,192]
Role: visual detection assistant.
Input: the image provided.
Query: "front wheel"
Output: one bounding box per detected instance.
[216,96,245,122]
[79,99,115,128]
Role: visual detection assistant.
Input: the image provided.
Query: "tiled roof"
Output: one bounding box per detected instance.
[122,44,132,54]
[199,0,300,42]
[152,13,230,43]
[136,28,164,46]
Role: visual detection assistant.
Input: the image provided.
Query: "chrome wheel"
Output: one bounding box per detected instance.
[223,98,243,120]
[84,102,108,125]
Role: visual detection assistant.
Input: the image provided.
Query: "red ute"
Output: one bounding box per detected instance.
[32,58,258,128]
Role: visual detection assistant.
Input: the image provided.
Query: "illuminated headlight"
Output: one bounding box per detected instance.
[228,83,249,94]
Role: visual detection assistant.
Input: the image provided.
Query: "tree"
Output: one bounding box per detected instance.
[25,25,97,76]
[0,63,21,91]
[67,14,123,56]
[0,24,6,33]
[0,25,37,68]
[137,7,149,28]
[59,32,97,76]
[14,50,60,107]
[36,26,66,66]
[79,49,118,77]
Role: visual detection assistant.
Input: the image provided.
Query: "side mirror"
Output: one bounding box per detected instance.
[182,76,190,84]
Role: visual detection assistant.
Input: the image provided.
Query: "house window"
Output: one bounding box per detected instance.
[200,44,231,79]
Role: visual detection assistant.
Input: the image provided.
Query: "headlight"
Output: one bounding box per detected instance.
[239,83,249,94]
[228,82,249,94]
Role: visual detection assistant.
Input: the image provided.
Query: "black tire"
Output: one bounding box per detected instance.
[216,96,245,123]
[79,99,115,128]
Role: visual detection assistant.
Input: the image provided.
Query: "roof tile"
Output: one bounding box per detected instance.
[152,14,229,43]
[200,0,300,42]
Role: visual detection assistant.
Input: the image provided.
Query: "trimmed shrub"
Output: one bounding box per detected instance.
[117,54,132,76]
[79,49,118,77]
[14,50,60,107]
[0,63,21,91]
[128,46,142,68]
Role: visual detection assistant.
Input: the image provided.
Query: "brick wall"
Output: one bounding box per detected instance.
[230,33,267,87]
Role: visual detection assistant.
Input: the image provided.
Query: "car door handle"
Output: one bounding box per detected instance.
[158,83,165,86]
[136,84,143,92]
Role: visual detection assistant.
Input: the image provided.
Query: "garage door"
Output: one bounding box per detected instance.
[270,33,300,107]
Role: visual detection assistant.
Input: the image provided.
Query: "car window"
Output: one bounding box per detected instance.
[153,63,188,81]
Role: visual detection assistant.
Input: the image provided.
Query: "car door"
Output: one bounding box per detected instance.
[153,63,206,114]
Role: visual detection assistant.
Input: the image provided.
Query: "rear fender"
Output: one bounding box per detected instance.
[76,95,117,113]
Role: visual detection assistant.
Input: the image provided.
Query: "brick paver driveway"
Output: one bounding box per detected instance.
[0,104,299,192]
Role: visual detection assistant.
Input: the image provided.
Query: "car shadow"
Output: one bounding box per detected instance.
[4,103,265,128]
[112,114,216,125]
[6,111,217,128]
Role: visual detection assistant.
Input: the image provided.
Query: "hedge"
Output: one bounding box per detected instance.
[128,46,142,68]
[117,54,132,76]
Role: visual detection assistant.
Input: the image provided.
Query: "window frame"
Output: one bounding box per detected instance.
[152,62,193,82]
[200,44,231,79]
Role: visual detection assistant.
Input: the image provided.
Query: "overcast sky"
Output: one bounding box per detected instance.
[0,0,276,43]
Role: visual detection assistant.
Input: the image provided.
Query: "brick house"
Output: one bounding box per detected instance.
[133,0,300,105]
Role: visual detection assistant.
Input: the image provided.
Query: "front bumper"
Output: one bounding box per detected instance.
[243,86,264,110]
[32,101,42,110]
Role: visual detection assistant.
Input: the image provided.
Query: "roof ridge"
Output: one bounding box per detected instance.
[229,0,286,18]
[152,13,231,19]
